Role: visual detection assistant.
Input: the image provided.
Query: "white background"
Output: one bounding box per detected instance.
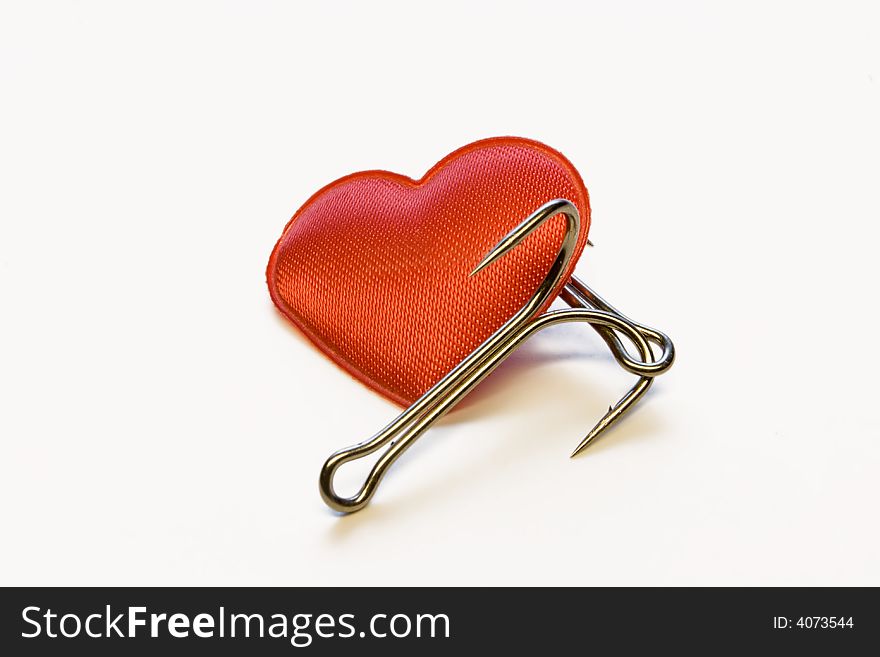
[2,1,878,586]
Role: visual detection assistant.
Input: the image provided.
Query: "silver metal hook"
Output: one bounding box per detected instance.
[319,199,674,513]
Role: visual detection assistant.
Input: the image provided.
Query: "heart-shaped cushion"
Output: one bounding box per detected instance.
[267,137,591,406]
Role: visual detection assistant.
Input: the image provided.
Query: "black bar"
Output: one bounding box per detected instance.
[1,587,876,654]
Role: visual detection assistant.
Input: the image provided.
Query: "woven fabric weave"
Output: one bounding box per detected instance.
[267,137,591,406]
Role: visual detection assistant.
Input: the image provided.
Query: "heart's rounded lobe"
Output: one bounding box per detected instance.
[267,137,591,406]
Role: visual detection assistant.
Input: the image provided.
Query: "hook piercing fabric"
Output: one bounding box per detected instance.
[266,137,592,406]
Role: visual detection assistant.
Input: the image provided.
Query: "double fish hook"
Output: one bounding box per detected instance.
[319,199,675,513]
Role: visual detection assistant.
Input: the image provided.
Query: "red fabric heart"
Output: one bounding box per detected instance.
[267,137,591,406]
